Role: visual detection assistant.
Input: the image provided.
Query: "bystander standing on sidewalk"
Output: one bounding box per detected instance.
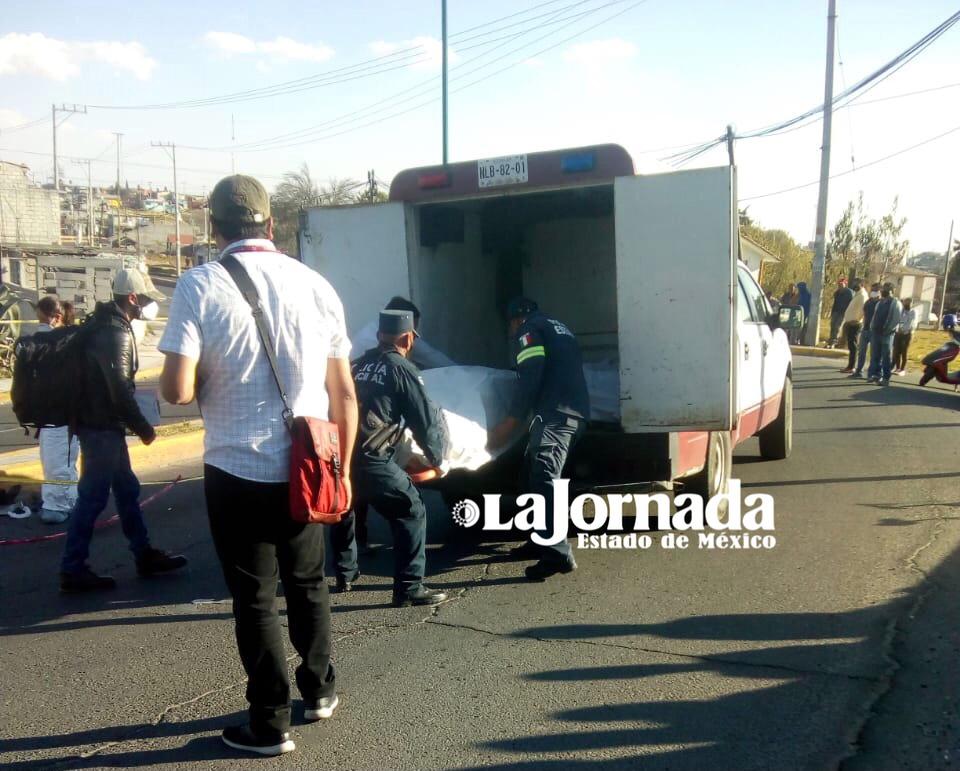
[159,174,357,757]
[840,280,867,374]
[33,297,79,524]
[829,277,853,348]
[867,283,902,386]
[893,297,918,376]
[851,283,882,379]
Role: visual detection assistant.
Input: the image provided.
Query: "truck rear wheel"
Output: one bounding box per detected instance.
[684,431,731,517]
[758,375,793,460]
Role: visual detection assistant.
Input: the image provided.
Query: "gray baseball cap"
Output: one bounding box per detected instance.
[112,268,165,302]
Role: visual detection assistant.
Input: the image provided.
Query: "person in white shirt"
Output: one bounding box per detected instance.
[893,297,919,375]
[33,296,79,524]
[840,279,868,373]
[159,175,358,758]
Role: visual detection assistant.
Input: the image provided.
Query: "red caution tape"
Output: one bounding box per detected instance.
[0,475,183,547]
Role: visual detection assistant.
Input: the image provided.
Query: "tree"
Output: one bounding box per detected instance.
[273,163,320,209]
[744,222,812,298]
[827,193,907,283]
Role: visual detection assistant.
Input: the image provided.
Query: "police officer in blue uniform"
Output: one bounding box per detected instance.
[331,309,451,607]
[490,297,590,581]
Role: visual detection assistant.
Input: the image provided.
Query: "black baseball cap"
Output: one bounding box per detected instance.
[379,309,420,337]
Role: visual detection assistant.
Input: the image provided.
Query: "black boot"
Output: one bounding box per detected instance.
[393,586,448,607]
[525,555,578,581]
[60,567,116,593]
[136,548,187,577]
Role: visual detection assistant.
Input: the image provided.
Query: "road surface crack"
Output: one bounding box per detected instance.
[836,507,949,768]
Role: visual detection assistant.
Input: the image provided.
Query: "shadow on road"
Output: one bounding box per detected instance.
[456,543,960,770]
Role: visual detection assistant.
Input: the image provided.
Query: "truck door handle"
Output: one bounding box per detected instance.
[744,342,750,359]
[762,340,768,356]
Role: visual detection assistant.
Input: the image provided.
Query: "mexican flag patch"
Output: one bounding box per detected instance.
[519,333,534,347]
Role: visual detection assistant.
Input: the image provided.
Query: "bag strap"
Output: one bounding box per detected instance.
[221,255,295,431]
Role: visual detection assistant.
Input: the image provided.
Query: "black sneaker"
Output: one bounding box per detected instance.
[60,567,116,594]
[392,586,448,607]
[136,548,187,577]
[525,556,578,582]
[221,725,295,756]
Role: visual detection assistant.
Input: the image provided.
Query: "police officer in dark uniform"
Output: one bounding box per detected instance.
[331,309,451,607]
[490,297,590,581]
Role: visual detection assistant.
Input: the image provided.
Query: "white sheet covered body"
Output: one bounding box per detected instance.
[398,363,622,474]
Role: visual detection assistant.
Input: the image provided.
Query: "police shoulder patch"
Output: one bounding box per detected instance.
[519,332,534,348]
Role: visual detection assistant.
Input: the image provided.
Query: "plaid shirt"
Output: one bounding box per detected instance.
[159,239,351,482]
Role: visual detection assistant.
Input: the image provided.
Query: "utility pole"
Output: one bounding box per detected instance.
[938,220,955,322]
[113,132,123,196]
[441,0,449,165]
[152,140,181,276]
[805,0,837,347]
[51,103,86,191]
[86,160,94,246]
[725,124,736,167]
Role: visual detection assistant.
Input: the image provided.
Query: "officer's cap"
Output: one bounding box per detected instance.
[379,309,420,337]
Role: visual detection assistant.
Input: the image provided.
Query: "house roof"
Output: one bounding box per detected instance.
[741,233,781,262]
[888,266,939,278]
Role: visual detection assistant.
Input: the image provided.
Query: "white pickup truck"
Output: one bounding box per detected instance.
[298,144,794,500]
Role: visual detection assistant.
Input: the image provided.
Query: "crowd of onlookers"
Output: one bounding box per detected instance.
[767,277,924,385]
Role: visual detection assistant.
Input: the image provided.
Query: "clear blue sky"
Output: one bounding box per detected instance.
[1,0,958,251]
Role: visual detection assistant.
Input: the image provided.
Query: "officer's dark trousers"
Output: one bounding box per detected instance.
[331,459,427,596]
[204,465,336,735]
[523,411,585,564]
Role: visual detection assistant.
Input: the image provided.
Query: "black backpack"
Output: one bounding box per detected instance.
[11,322,93,428]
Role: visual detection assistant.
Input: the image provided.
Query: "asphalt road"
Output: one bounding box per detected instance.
[2,355,960,770]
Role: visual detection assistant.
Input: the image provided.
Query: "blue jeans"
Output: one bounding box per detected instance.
[855,328,872,373]
[868,332,894,380]
[523,412,586,563]
[332,458,427,595]
[61,429,151,574]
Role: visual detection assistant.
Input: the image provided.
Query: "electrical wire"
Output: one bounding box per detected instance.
[187,0,643,154]
[666,8,960,166]
[85,0,596,111]
[181,0,633,152]
[0,115,50,134]
[740,122,960,201]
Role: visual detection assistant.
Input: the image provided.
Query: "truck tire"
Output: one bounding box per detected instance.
[684,431,731,519]
[758,375,793,460]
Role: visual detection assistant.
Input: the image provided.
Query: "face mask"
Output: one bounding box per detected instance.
[139,301,160,321]
[870,291,880,298]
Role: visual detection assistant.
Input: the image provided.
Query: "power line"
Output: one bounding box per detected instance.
[85,0,595,111]
[186,0,642,154]
[740,122,960,202]
[0,115,50,134]
[667,8,960,165]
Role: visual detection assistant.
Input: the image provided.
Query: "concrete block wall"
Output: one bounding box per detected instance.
[0,162,60,245]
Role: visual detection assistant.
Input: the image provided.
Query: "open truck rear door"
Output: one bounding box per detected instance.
[614,166,736,432]
[298,202,410,333]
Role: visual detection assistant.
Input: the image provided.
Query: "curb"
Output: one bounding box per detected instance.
[0,422,204,485]
[791,345,848,359]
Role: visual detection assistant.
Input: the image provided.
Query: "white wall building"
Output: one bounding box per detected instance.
[0,161,60,246]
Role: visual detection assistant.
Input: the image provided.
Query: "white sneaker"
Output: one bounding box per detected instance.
[304,694,339,721]
[40,508,69,524]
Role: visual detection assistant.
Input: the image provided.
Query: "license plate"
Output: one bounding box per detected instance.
[477,154,528,189]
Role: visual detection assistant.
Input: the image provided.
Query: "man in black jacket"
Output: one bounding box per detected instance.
[60,269,186,592]
[330,309,450,607]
